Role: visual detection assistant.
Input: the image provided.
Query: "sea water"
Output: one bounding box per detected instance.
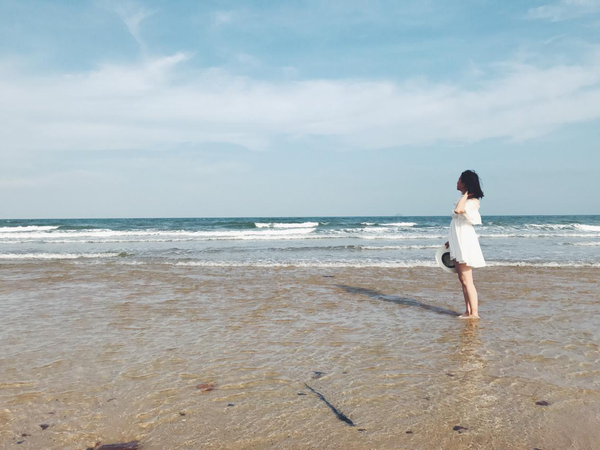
[1,215,599,267]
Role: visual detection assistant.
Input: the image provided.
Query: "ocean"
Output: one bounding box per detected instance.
[1,214,599,267]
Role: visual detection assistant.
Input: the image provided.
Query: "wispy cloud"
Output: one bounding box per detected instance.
[2,50,600,153]
[211,10,236,27]
[0,176,49,188]
[0,170,98,188]
[527,0,600,22]
[99,0,156,50]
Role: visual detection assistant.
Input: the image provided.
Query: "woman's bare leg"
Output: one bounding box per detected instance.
[461,283,471,316]
[456,263,479,319]
[454,259,471,315]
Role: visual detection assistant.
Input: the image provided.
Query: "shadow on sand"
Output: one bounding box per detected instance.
[336,285,459,317]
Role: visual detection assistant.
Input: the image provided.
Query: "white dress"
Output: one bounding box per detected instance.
[448,197,486,268]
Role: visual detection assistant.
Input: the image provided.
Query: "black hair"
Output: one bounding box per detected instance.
[460,170,484,199]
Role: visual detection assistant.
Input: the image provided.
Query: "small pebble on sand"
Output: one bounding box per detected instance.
[196,382,216,392]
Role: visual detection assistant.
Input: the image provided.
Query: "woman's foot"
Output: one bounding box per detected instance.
[458,314,480,319]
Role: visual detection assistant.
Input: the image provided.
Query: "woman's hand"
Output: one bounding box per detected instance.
[455,192,469,214]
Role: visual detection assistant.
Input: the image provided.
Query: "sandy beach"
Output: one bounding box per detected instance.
[2,262,599,449]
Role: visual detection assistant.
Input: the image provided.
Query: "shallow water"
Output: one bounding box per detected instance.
[1,262,599,449]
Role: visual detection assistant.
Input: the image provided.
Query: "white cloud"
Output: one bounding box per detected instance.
[527,0,600,22]
[1,51,600,153]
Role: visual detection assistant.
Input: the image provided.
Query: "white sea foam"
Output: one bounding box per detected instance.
[486,261,600,268]
[2,231,599,243]
[362,227,396,233]
[359,245,440,250]
[381,222,417,227]
[201,234,323,241]
[173,260,438,268]
[525,223,600,232]
[526,224,573,229]
[0,238,194,244]
[361,222,376,226]
[0,236,328,244]
[362,234,447,240]
[0,226,59,232]
[570,242,600,246]
[0,252,122,260]
[255,222,319,228]
[164,260,600,269]
[0,227,316,240]
[1,223,599,244]
[479,233,600,239]
[575,224,600,232]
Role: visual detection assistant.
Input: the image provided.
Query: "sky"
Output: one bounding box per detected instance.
[1,0,599,218]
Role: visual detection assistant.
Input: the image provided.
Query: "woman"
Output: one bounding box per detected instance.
[445,170,486,319]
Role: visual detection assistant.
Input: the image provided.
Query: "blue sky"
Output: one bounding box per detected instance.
[1,0,599,218]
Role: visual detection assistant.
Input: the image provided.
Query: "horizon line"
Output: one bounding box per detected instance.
[1,213,599,221]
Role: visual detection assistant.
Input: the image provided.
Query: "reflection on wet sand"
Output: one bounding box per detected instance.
[451,322,489,436]
[458,320,483,374]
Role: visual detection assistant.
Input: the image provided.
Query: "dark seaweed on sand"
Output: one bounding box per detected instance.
[304,383,355,427]
[88,442,139,450]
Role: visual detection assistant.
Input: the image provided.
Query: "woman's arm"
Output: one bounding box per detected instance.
[454,192,469,214]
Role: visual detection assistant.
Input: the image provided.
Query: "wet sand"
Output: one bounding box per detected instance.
[1,263,599,449]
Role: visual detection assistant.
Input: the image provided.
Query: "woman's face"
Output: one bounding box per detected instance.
[457,177,466,193]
